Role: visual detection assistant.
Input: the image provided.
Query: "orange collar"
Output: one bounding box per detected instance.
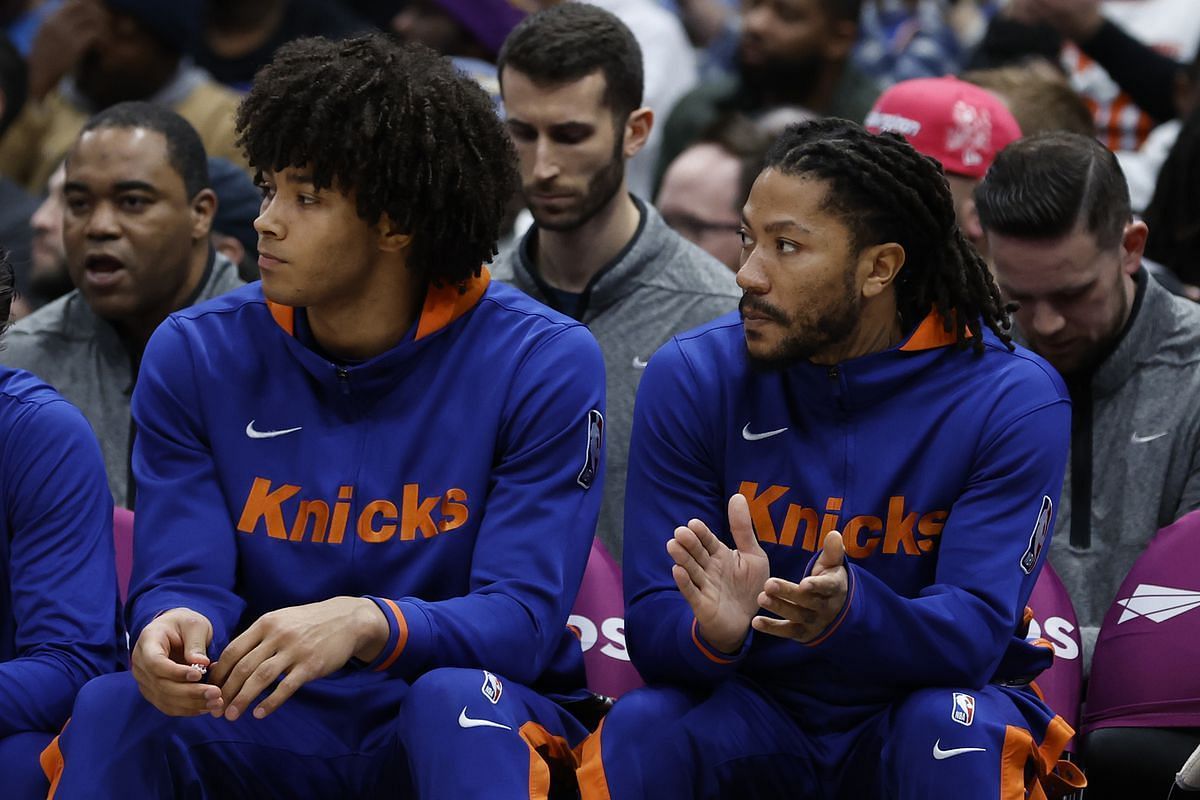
[267,267,491,341]
[898,307,972,352]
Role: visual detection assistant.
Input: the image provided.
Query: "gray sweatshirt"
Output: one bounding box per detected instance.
[493,199,740,560]
[0,253,244,507]
[1050,269,1200,671]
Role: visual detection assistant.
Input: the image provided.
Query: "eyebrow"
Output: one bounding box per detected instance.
[762,220,811,235]
[285,173,316,186]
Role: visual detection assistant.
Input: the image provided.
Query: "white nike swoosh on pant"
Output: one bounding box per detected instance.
[245,420,303,439]
[458,707,511,731]
[742,423,788,441]
[932,739,986,760]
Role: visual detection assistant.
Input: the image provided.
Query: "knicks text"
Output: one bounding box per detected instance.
[739,481,948,557]
[237,477,470,543]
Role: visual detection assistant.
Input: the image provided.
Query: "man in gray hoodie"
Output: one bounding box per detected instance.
[976,131,1200,671]
[0,102,243,508]
[494,3,740,562]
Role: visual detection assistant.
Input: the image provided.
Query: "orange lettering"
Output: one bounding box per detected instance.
[778,503,819,548]
[918,510,947,552]
[237,478,301,539]
[328,485,353,544]
[401,484,439,540]
[289,500,330,542]
[439,488,469,533]
[739,481,789,544]
[843,515,882,558]
[883,496,920,555]
[358,500,398,543]
[819,497,843,549]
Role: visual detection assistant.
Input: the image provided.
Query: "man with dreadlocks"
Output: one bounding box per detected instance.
[46,33,606,798]
[576,118,1085,798]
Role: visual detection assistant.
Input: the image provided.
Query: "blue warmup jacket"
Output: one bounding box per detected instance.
[624,311,1071,713]
[127,272,605,693]
[0,366,123,736]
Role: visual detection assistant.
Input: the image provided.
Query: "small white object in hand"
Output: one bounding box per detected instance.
[190,663,207,675]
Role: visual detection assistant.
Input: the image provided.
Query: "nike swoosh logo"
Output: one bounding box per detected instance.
[742,423,788,441]
[1131,431,1168,444]
[932,739,986,760]
[632,356,649,369]
[458,707,511,731]
[245,420,303,439]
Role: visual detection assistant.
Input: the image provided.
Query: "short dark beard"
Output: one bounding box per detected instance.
[737,50,827,109]
[29,263,75,305]
[741,269,860,370]
[525,123,626,233]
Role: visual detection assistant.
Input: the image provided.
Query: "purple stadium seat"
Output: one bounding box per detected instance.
[568,539,643,699]
[1027,560,1084,745]
[113,507,134,605]
[1085,509,1200,734]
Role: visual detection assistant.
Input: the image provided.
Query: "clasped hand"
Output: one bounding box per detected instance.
[131,597,388,721]
[668,494,849,653]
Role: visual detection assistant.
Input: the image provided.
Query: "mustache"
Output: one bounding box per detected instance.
[739,295,790,325]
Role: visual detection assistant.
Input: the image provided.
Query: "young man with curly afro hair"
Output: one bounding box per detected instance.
[46,33,608,799]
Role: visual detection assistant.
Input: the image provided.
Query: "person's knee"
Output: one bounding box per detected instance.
[71,672,146,724]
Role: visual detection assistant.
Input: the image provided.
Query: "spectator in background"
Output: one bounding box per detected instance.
[26,161,71,309]
[207,155,261,282]
[853,0,964,86]
[197,0,371,92]
[1143,57,1200,299]
[972,0,1200,212]
[0,0,246,193]
[865,75,1020,258]
[0,249,123,799]
[391,0,525,111]
[658,0,878,192]
[962,61,1095,136]
[0,33,37,317]
[656,113,771,271]
[975,132,1200,672]
[0,103,243,508]
[494,3,739,561]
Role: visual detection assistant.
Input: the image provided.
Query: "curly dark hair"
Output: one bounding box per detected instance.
[765,118,1012,353]
[236,34,518,286]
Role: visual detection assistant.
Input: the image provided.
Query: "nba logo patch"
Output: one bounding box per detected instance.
[1021,496,1053,575]
[577,410,604,489]
[481,670,503,704]
[952,693,975,727]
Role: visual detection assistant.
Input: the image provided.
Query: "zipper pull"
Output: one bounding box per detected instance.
[336,366,350,395]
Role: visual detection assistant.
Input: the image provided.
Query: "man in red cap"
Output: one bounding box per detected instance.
[865,76,1022,258]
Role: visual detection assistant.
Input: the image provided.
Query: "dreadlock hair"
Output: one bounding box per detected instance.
[763,118,1012,353]
[236,34,518,287]
[0,249,13,338]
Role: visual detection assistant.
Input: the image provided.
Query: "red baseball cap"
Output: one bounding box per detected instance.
[864,77,1022,180]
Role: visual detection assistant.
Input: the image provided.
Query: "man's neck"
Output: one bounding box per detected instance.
[535,191,640,294]
[306,255,425,362]
[811,295,903,365]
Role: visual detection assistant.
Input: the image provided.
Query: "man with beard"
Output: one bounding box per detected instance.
[494,2,739,562]
[576,119,1085,799]
[655,0,880,190]
[0,0,245,193]
[976,132,1200,674]
[25,162,73,308]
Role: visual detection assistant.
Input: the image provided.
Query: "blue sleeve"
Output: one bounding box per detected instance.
[126,318,246,654]
[621,340,746,687]
[363,326,606,685]
[0,398,123,736]
[805,399,1071,688]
